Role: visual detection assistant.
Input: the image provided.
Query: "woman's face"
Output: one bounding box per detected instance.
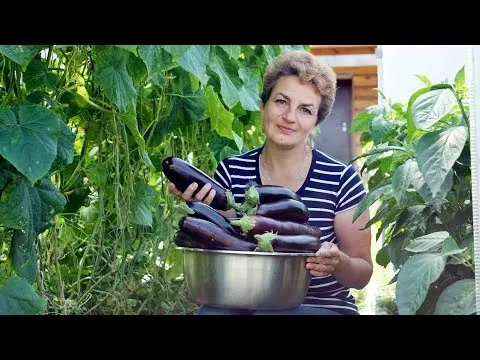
[260,75,321,150]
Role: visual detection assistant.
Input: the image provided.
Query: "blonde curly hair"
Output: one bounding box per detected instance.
[260,50,337,125]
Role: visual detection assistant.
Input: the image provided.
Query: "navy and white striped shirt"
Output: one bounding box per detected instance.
[213,145,367,315]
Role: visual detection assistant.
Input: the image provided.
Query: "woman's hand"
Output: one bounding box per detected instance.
[168,182,217,205]
[305,242,342,277]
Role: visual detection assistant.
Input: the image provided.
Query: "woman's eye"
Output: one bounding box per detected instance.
[275,99,286,105]
[301,107,312,115]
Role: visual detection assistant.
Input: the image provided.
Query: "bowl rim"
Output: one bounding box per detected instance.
[178,247,316,257]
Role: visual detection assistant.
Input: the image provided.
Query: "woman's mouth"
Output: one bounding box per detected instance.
[277,125,295,134]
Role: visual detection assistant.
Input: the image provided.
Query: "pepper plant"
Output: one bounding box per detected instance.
[0,44,308,314]
[351,67,475,315]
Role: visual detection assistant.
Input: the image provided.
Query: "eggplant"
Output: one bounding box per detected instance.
[230,215,322,240]
[174,230,209,249]
[254,232,322,253]
[162,156,236,211]
[255,198,310,224]
[255,184,302,204]
[179,216,256,252]
[186,201,240,236]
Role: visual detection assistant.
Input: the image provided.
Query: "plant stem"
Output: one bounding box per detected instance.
[52,222,67,315]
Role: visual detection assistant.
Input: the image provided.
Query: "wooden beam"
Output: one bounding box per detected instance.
[333,65,377,76]
[310,45,377,56]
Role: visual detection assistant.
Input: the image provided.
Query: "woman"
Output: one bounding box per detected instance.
[169,50,373,315]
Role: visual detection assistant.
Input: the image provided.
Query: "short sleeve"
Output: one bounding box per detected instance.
[335,165,366,214]
[213,159,232,190]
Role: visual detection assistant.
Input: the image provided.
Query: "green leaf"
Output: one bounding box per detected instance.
[376,245,390,267]
[9,230,36,283]
[369,114,394,144]
[350,144,406,164]
[138,45,175,86]
[219,45,241,60]
[116,45,137,54]
[404,231,450,253]
[411,88,457,131]
[352,184,393,222]
[208,48,241,108]
[131,183,158,227]
[0,276,46,314]
[57,91,89,118]
[0,45,44,71]
[414,74,432,87]
[205,85,234,139]
[50,119,75,174]
[0,104,60,184]
[433,279,475,315]
[232,131,243,152]
[178,45,210,85]
[396,253,446,315]
[253,232,275,252]
[262,45,276,64]
[278,45,306,53]
[441,237,467,257]
[24,59,58,92]
[126,52,148,86]
[415,125,468,198]
[122,103,145,156]
[391,159,418,207]
[238,67,261,111]
[454,66,465,89]
[160,45,191,59]
[93,45,137,112]
[350,110,373,133]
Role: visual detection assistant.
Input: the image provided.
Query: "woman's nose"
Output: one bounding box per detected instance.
[282,106,296,122]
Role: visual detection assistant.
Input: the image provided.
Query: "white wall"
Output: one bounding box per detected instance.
[379,45,470,104]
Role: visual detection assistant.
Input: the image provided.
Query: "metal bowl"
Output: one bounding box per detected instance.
[180,247,314,310]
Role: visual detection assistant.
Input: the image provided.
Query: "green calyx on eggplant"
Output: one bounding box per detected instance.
[162,156,237,211]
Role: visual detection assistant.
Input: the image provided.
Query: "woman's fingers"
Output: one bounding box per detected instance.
[194,183,212,202]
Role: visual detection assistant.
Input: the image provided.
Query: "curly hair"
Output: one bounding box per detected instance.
[260,50,337,125]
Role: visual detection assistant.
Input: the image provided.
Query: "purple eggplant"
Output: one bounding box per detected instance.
[162,156,236,211]
[174,230,209,249]
[179,216,256,251]
[254,232,322,253]
[230,215,322,240]
[256,198,310,224]
[255,184,302,204]
[186,201,241,236]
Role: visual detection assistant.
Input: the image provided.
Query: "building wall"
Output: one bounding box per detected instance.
[378,45,470,104]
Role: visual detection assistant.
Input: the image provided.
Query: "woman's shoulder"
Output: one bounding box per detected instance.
[312,148,350,168]
[220,147,262,165]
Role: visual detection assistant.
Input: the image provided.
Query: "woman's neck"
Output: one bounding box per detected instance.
[261,141,311,188]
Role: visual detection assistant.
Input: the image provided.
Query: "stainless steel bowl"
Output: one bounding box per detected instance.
[181,247,314,310]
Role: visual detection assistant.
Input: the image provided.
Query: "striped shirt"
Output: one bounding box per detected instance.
[213,145,367,315]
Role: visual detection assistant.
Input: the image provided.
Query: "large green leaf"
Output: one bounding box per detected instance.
[369,114,394,144]
[50,119,75,174]
[350,110,374,133]
[238,67,261,111]
[219,45,241,60]
[352,184,392,222]
[391,159,417,207]
[152,90,206,144]
[0,176,66,283]
[416,125,468,198]
[411,88,457,131]
[0,45,44,70]
[396,253,446,314]
[178,45,210,85]
[131,183,158,227]
[208,48,242,109]
[138,46,175,86]
[409,159,453,211]
[93,45,137,112]
[0,104,61,184]
[160,45,191,59]
[205,85,234,139]
[24,59,58,92]
[441,237,467,257]
[0,276,46,314]
[433,279,476,315]
[404,231,450,253]
[116,45,138,54]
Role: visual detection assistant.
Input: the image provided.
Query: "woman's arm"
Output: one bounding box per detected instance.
[331,207,373,289]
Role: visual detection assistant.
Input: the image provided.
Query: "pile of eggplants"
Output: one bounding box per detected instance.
[163,156,322,253]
